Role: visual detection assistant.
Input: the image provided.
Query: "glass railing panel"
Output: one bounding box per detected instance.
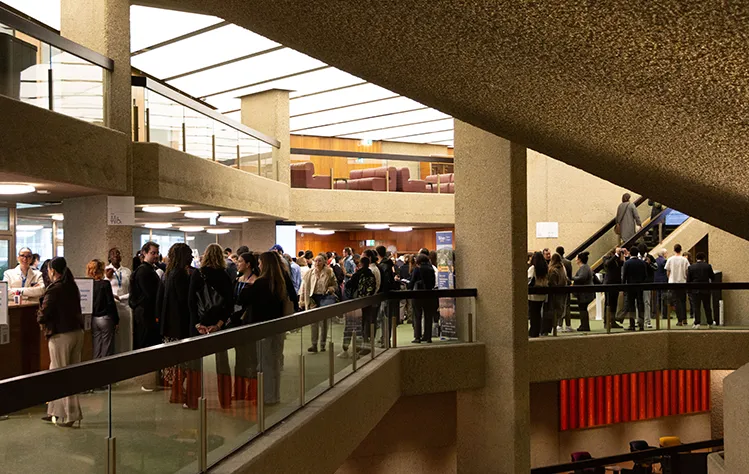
[214,121,239,168]
[184,107,214,160]
[258,141,275,180]
[302,315,331,403]
[112,364,201,473]
[261,323,301,430]
[204,338,260,467]
[50,48,105,125]
[238,136,260,175]
[144,88,185,152]
[0,386,110,473]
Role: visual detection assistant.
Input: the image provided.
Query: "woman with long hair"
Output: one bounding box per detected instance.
[156,242,196,406]
[37,257,84,427]
[87,259,118,359]
[546,253,568,335]
[572,251,594,332]
[231,252,261,404]
[188,243,233,408]
[528,251,548,337]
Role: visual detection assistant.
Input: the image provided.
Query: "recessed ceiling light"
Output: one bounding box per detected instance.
[218,216,249,224]
[50,214,64,221]
[389,226,413,233]
[364,224,389,230]
[314,229,335,235]
[206,228,230,234]
[144,223,172,229]
[142,205,181,214]
[17,224,43,231]
[179,226,205,232]
[186,236,195,241]
[0,184,35,195]
[185,211,219,219]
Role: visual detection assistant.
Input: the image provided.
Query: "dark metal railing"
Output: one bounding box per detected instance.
[0,288,476,415]
[529,282,746,295]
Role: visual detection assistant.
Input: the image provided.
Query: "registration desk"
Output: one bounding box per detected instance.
[0,302,93,380]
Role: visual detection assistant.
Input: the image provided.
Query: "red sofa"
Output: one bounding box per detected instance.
[334,166,397,191]
[291,162,330,189]
[396,167,428,193]
[425,173,455,193]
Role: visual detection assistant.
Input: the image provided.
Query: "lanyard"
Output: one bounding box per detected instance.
[20,269,28,287]
[235,281,246,299]
[114,270,122,288]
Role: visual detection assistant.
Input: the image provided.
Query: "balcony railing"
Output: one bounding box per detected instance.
[132,76,281,180]
[0,4,113,125]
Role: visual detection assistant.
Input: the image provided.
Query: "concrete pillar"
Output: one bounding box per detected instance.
[63,196,132,276]
[60,0,131,135]
[240,89,290,185]
[724,364,749,473]
[240,220,277,253]
[453,120,530,473]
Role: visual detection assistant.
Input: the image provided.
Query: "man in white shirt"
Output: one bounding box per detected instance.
[664,243,690,326]
[105,247,132,353]
[3,247,44,300]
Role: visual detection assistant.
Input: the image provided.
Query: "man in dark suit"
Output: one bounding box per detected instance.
[603,248,624,328]
[622,246,648,330]
[687,252,715,328]
[555,247,574,332]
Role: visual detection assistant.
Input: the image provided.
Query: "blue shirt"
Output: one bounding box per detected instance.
[290,261,302,293]
[343,256,356,281]
[655,256,668,283]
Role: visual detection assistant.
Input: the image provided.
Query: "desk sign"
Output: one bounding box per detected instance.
[0,281,7,326]
[75,278,94,315]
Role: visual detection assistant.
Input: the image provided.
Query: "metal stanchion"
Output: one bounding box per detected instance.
[667,295,672,330]
[182,122,187,152]
[370,322,375,360]
[653,290,659,330]
[299,354,305,406]
[107,437,116,474]
[352,335,357,372]
[391,316,398,348]
[257,372,265,432]
[606,303,611,334]
[468,312,474,343]
[328,341,334,387]
[198,397,207,472]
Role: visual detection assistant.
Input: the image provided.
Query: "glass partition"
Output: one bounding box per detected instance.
[16,218,53,262]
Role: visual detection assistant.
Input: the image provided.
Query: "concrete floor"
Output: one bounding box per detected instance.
[0,321,452,474]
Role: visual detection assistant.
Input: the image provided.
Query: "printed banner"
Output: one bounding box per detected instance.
[436,231,456,339]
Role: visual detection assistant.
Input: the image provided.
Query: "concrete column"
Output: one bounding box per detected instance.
[240,89,290,185]
[63,196,132,276]
[724,364,749,473]
[60,0,131,135]
[453,120,530,473]
[240,220,277,253]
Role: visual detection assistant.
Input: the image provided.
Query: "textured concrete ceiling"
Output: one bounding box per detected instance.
[139,0,749,239]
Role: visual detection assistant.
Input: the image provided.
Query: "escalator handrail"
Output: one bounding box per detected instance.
[590,207,674,273]
[567,196,648,260]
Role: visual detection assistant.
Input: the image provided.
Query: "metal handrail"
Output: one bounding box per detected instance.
[0,3,113,70]
[529,281,746,295]
[132,75,281,148]
[531,438,723,474]
[0,288,476,415]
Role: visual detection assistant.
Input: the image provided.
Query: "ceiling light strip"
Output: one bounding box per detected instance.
[131,20,229,57]
[289,81,368,101]
[289,95,401,118]
[290,107,428,133]
[290,148,454,164]
[163,45,287,82]
[381,128,454,141]
[336,117,453,138]
[201,65,331,99]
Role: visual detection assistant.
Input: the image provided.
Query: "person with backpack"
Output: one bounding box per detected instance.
[339,256,377,358]
[408,254,437,343]
[376,246,397,347]
[188,243,234,407]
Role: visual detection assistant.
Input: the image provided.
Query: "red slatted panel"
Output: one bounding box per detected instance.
[671,370,678,415]
[587,379,595,427]
[560,379,569,431]
[686,369,693,412]
[638,372,647,420]
[678,370,686,414]
[655,370,663,417]
[605,376,613,424]
[702,370,710,411]
[663,370,670,417]
[630,373,638,421]
[569,380,578,430]
[692,371,700,411]
[622,374,630,422]
[613,375,621,423]
[647,371,655,419]
[579,378,586,428]
[596,377,604,426]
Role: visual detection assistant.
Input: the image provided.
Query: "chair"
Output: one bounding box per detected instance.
[290,162,330,189]
[396,167,427,192]
[629,440,656,474]
[659,436,682,474]
[659,436,681,447]
[334,166,397,191]
[570,451,605,474]
[425,172,455,193]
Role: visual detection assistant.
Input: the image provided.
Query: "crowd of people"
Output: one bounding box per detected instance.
[527,242,717,338]
[3,241,443,427]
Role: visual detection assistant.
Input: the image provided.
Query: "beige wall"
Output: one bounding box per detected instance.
[708,226,749,326]
[336,392,457,474]
[527,150,635,253]
[531,382,712,468]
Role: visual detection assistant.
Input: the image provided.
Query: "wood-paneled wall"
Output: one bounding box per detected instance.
[296,227,454,256]
[291,135,453,180]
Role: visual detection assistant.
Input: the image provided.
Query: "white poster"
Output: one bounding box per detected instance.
[0,281,7,326]
[536,222,559,238]
[75,278,94,315]
[107,196,135,226]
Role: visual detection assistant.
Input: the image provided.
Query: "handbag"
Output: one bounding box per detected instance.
[196,270,225,323]
[614,223,621,235]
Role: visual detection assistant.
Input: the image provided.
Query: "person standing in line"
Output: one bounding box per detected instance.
[408,254,438,343]
[376,246,397,347]
[547,253,568,334]
[300,254,338,353]
[3,247,45,301]
[105,247,132,353]
[156,243,196,406]
[684,251,697,322]
[602,248,624,329]
[129,242,162,351]
[542,248,551,265]
[297,256,310,281]
[339,257,377,358]
[571,251,594,332]
[527,251,549,337]
[654,248,669,319]
[231,252,260,403]
[343,247,356,284]
[623,246,648,331]
[37,257,84,427]
[665,243,690,326]
[555,247,574,333]
[362,249,382,345]
[615,193,642,243]
[687,252,715,328]
[87,259,119,359]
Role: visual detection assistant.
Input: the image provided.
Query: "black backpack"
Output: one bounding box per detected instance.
[378,260,395,293]
[196,270,226,323]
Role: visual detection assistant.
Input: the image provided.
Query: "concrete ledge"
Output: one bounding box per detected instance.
[0,95,129,194]
[289,188,454,225]
[724,363,749,473]
[132,142,290,217]
[529,331,749,382]
[212,343,484,474]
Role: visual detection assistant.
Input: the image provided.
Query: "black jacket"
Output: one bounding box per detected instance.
[378,258,395,293]
[603,254,622,284]
[129,263,161,322]
[37,277,83,338]
[157,268,193,339]
[687,261,715,294]
[188,267,234,335]
[561,257,573,282]
[92,279,118,323]
[238,277,286,323]
[623,258,649,285]
[408,263,436,291]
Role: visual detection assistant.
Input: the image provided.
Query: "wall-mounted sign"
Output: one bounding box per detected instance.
[107,196,135,226]
[365,239,375,246]
[75,278,94,315]
[0,281,7,326]
[536,222,559,239]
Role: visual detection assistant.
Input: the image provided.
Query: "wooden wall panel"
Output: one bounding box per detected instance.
[296,227,454,256]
